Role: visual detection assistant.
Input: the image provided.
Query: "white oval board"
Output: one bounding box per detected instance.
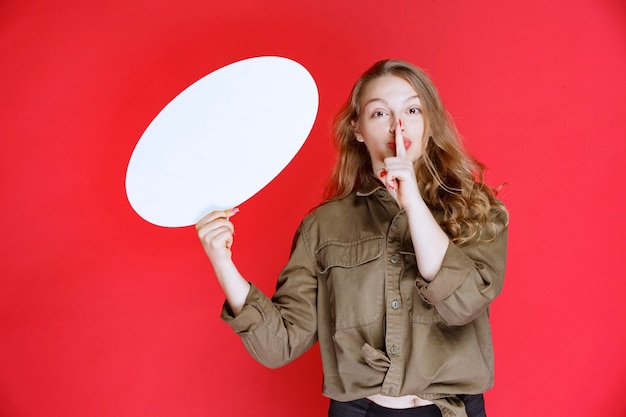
[125,56,318,227]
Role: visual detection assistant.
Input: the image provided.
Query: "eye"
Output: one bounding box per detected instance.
[371,110,387,118]
[408,107,421,115]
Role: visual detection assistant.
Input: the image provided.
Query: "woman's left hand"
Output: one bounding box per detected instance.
[381,119,422,210]
[381,120,449,281]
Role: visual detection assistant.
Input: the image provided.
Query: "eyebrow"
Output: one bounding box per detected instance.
[363,95,421,107]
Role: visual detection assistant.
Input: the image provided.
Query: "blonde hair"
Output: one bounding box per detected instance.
[325,59,508,245]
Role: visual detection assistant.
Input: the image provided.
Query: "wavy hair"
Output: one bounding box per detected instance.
[324,59,508,244]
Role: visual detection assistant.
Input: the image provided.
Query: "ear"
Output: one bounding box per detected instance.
[351,120,364,142]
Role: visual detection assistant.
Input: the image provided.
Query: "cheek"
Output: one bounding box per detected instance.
[408,136,426,161]
[362,120,387,134]
[360,126,388,146]
[409,145,424,161]
[412,119,425,134]
[404,119,424,140]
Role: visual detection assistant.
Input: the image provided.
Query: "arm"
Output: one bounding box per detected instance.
[222,222,319,368]
[402,196,449,281]
[196,208,250,315]
[384,120,508,324]
[197,211,319,368]
[416,208,508,326]
[383,119,449,280]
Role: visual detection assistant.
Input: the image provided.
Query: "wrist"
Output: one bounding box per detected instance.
[402,194,427,215]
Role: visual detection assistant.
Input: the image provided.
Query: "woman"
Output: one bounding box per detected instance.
[196,59,508,417]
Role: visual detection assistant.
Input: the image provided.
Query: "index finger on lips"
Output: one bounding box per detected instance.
[395,119,406,158]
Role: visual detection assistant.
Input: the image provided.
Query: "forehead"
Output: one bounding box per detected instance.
[361,75,419,104]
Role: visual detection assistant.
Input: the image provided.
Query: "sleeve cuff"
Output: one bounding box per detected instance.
[220,283,268,334]
[416,241,475,305]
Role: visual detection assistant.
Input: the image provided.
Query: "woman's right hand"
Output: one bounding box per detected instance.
[195,208,239,264]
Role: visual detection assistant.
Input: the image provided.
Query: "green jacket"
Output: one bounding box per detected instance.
[222,184,508,417]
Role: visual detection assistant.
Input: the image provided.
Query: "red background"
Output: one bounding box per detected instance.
[2,1,625,416]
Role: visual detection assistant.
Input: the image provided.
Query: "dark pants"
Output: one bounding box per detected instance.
[328,394,486,417]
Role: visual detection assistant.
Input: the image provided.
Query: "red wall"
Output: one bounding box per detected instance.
[2,1,625,416]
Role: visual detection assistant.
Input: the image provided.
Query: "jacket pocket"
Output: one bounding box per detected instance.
[316,236,385,332]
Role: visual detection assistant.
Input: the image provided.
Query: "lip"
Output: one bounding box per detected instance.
[388,137,412,150]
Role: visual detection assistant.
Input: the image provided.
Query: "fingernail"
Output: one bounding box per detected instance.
[399,119,403,128]
[230,207,240,214]
[380,170,387,178]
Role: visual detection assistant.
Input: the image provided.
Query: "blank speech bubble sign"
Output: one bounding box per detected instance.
[125,56,319,227]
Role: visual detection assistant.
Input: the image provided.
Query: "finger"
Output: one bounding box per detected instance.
[210,227,235,250]
[381,167,397,193]
[377,168,394,191]
[197,219,235,240]
[196,213,236,243]
[200,230,235,261]
[395,119,407,158]
[198,222,236,252]
[196,207,239,229]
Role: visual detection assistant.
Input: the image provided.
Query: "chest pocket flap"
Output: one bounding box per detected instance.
[315,235,384,274]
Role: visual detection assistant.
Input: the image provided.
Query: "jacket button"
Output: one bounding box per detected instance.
[390,255,399,264]
[390,345,399,355]
[391,300,400,309]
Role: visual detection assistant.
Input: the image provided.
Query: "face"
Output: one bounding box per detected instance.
[352,75,425,173]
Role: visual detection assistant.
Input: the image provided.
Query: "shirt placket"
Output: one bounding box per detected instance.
[381,211,405,396]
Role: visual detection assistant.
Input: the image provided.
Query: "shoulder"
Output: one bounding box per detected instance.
[489,199,509,227]
[297,192,374,242]
[475,200,509,244]
[304,194,360,223]
[298,196,350,237]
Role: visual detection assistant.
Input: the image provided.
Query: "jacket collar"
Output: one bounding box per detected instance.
[355,173,386,197]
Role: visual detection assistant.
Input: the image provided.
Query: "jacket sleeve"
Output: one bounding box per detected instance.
[220,223,319,369]
[415,209,509,326]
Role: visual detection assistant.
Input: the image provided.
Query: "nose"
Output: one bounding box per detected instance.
[390,117,404,132]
